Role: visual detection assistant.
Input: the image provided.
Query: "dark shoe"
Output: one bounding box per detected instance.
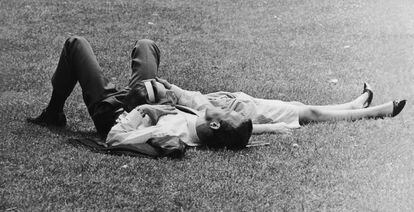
[392,100,406,117]
[27,109,67,127]
[362,82,373,108]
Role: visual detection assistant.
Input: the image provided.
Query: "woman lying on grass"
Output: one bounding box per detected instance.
[141,78,406,135]
[106,79,405,157]
[27,36,406,157]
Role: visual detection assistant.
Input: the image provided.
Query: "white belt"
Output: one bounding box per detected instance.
[143,81,155,103]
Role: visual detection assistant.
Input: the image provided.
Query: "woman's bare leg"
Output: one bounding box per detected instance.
[289,92,369,110]
[288,83,372,110]
[298,101,403,124]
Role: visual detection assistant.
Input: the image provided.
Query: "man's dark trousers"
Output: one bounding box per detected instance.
[51,36,161,138]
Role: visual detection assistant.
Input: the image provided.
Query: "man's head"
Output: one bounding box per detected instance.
[196,107,252,150]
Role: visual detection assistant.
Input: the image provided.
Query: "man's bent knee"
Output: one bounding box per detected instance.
[66,36,88,45]
[132,39,160,64]
[134,39,156,48]
[63,36,91,53]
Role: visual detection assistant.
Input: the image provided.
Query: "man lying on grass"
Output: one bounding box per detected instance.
[27,36,253,157]
[27,36,406,156]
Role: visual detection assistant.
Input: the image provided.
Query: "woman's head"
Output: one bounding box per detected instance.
[196,108,253,150]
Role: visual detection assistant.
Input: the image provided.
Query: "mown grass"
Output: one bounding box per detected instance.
[1,0,414,211]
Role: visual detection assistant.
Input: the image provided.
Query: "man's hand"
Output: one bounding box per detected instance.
[138,104,177,124]
[155,77,173,89]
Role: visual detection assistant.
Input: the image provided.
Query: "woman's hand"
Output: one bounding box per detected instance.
[155,77,173,89]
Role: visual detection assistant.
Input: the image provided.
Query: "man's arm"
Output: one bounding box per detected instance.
[106,105,176,146]
[105,107,186,158]
[106,108,153,146]
[138,104,177,124]
[252,123,293,134]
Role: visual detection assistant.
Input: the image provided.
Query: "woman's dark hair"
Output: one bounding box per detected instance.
[202,118,253,150]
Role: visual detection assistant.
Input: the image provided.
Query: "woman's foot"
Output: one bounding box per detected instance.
[362,83,373,108]
[373,100,406,118]
[351,83,374,109]
[391,100,406,117]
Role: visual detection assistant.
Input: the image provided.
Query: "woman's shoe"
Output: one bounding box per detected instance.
[362,82,373,108]
[391,100,406,117]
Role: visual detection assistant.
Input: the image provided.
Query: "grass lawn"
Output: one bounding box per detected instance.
[1,0,414,210]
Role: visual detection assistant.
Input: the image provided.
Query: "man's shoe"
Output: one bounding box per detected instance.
[391,100,406,117]
[27,109,67,127]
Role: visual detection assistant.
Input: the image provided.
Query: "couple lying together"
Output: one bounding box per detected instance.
[27,36,406,157]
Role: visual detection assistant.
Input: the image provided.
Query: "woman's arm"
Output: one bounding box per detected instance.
[155,78,215,111]
[252,123,293,134]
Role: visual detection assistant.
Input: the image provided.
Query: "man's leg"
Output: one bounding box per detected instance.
[91,39,160,137]
[28,36,117,126]
[129,39,160,87]
[120,39,161,112]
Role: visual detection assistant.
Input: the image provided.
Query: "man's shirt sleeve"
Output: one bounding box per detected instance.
[106,108,159,146]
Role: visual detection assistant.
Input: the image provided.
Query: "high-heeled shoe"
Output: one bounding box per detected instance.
[362,82,373,108]
[391,100,406,117]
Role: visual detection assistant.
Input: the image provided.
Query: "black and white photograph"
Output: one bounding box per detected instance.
[1,0,413,211]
